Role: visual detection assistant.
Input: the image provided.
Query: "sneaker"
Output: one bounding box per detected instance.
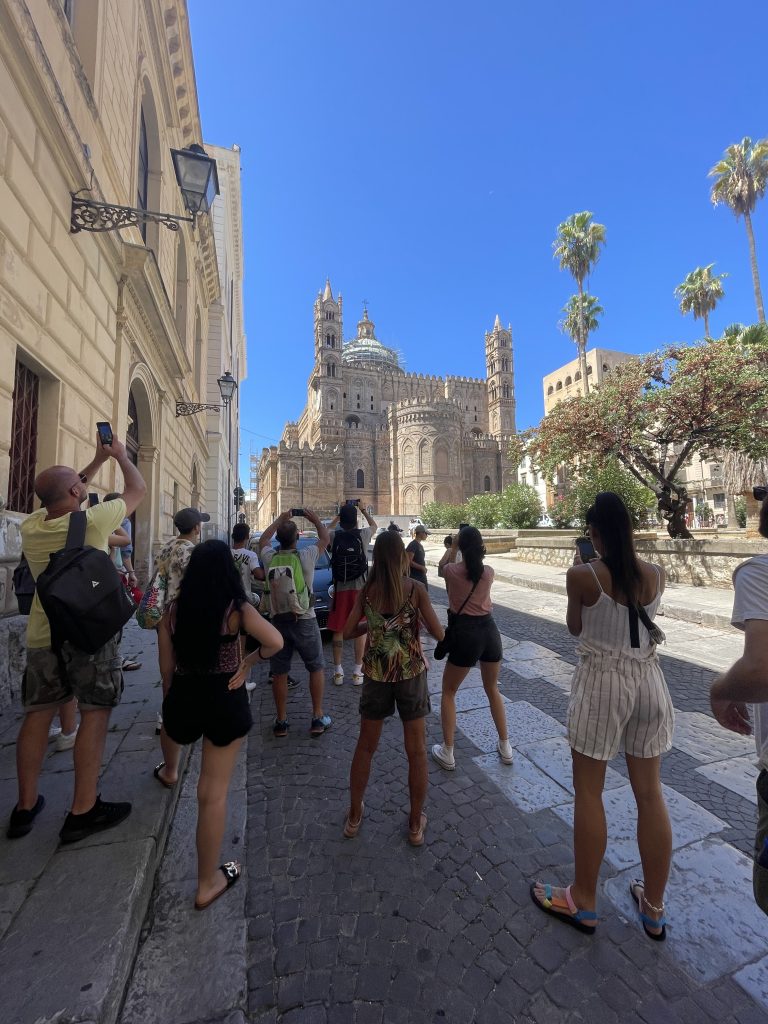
[310,714,332,736]
[498,739,514,765]
[273,719,289,738]
[287,675,300,690]
[333,670,344,686]
[48,724,62,743]
[7,795,45,839]
[431,744,456,771]
[155,712,163,736]
[55,728,78,752]
[351,672,364,687]
[59,796,131,844]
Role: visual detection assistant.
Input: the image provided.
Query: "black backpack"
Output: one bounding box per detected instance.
[12,555,35,615]
[330,529,368,583]
[35,510,136,653]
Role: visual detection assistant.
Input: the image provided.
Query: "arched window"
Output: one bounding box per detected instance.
[137,108,149,239]
[175,231,189,348]
[484,475,491,491]
[587,365,593,375]
[547,385,554,395]
[137,86,161,252]
[602,363,609,372]
[565,376,572,387]
[556,381,563,391]
[574,371,582,382]
[356,468,365,489]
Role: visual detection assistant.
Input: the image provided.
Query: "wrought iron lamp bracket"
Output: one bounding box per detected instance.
[70,193,195,234]
[175,401,222,417]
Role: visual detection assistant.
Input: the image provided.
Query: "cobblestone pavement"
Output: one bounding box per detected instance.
[243,582,768,1024]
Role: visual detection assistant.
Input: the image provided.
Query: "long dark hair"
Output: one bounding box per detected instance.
[364,531,407,612]
[458,526,486,585]
[585,492,642,605]
[173,540,246,670]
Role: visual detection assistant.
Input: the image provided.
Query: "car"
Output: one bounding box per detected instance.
[251,537,333,631]
[537,514,554,528]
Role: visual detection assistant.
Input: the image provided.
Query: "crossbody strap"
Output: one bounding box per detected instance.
[64,510,87,550]
[454,580,479,616]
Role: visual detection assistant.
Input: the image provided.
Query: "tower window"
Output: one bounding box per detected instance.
[356,468,365,488]
[484,476,491,491]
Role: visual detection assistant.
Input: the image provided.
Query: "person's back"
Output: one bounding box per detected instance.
[576,559,663,660]
[363,579,424,683]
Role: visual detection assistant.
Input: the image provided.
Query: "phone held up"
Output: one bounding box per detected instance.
[345,498,360,507]
[96,421,113,447]
[575,536,598,563]
[88,493,99,507]
[291,508,305,518]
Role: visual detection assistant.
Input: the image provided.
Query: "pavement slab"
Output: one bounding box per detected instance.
[472,751,571,813]
[734,955,768,1013]
[673,712,756,763]
[696,756,760,803]
[520,734,625,795]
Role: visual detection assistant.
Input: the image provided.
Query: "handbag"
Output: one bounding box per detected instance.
[628,602,666,648]
[433,581,478,661]
[136,570,168,630]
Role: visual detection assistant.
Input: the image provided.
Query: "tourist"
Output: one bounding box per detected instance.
[342,530,444,845]
[327,502,377,686]
[156,540,283,909]
[258,509,332,737]
[105,491,141,673]
[531,491,673,939]
[710,485,768,916]
[6,435,146,842]
[230,522,263,606]
[405,524,429,586]
[431,527,514,772]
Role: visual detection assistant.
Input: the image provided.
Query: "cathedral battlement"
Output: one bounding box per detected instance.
[445,374,486,385]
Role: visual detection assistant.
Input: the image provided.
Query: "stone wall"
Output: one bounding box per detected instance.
[514,532,768,588]
[0,507,24,616]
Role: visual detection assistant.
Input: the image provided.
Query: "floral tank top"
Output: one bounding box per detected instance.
[362,595,425,683]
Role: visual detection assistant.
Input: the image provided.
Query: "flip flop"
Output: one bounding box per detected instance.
[194,861,241,910]
[530,882,597,935]
[122,658,142,671]
[408,813,427,847]
[343,802,364,839]
[153,763,175,789]
[630,879,667,941]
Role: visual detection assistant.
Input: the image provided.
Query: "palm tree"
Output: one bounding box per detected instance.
[709,137,768,323]
[559,294,604,355]
[674,264,727,338]
[553,212,606,393]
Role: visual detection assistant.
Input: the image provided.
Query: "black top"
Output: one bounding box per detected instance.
[406,539,426,584]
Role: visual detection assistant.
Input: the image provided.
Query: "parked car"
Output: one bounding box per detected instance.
[251,537,333,631]
[537,514,554,528]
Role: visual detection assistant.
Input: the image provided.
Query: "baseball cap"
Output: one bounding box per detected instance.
[414,525,429,536]
[174,507,211,532]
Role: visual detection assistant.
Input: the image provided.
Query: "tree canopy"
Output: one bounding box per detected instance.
[674,264,727,338]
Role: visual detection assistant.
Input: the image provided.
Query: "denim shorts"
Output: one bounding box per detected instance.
[22,634,123,711]
[269,617,325,675]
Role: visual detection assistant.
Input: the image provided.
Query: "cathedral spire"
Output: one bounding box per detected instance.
[494,313,502,330]
[323,278,333,301]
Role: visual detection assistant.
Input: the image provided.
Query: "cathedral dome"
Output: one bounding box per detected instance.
[342,307,403,370]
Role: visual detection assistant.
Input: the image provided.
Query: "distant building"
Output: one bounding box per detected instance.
[256,281,518,526]
[543,348,634,414]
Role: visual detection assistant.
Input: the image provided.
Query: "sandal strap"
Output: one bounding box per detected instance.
[640,911,666,928]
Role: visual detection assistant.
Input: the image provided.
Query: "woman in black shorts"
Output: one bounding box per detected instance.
[157,540,282,910]
[432,526,514,771]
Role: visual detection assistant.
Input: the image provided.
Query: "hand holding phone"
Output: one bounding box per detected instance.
[96,421,113,447]
[291,508,305,518]
[575,537,598,563]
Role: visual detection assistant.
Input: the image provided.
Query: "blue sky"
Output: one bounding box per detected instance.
[189,0,768,487]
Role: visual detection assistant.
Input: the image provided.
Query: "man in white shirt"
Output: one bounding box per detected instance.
[231,523,262,605]
[710,486,768,916]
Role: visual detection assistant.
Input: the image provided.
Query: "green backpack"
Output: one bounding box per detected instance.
[265,551,310,621]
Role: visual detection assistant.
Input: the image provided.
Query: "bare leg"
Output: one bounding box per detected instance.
[353,634,365,666]
[479,660,508,741]
[71,708,111,814]
[16,707,59,809]
[403,717,428,832]
[157,727,182,785]
[625,753,672,934]
[195,737,243,906]
[570,750,608,911]
[439,662,470,748]
[308,669,325,718]
[332,634,344,670]
[58,698,77,735]
[348,718,384,821]
[272,673,289,720]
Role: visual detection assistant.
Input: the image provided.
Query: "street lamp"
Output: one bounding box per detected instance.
[70,144,219,234]
[176,370,237,417]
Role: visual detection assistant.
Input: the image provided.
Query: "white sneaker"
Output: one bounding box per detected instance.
[351,672,364,687]
[55,728,78,752]
[497,739,514,765]
[245,679,257,692]
[156,712,163,735]
[48,724,62,743]
[431,743,455,771]
[333,670,344,686]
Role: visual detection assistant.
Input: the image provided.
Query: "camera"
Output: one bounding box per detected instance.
[96,421,113,447]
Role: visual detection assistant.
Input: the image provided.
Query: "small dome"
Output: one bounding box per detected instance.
[342,305,403,370]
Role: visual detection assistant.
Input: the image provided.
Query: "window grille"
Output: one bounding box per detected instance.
[8,360,39,513]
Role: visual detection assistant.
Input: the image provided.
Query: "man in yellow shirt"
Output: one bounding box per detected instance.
[7,435,146,843]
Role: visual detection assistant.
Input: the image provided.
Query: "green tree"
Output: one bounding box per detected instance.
[550,460,656,530]
[674,264,727,339]
[553,212,606,394]
[519,338,768,538]
[710,136,768,323]
[496,484,543,529]
[734,496,747,528]
[465,493,501,529]
[421,502,466,529]
[559,294,604,354]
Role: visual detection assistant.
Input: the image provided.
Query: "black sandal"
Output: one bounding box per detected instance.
[153,763,175,789]
[194,861,241,910]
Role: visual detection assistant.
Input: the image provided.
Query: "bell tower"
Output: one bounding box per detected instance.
[307,279,344,433]
[485,315,516,438]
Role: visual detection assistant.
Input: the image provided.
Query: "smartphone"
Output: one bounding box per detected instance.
[96,421,113,447]
[291,508,305,518]
[88,493,99,507]
[575,536,597,562]
[345,498,360,507]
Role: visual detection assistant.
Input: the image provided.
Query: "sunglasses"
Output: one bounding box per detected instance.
[754,486,768,502]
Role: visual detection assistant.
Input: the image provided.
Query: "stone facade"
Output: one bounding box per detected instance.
[256,283,517,525]
[0,0,232,589]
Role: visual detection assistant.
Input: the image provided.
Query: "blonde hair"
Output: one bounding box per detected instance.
[364,531,408,612]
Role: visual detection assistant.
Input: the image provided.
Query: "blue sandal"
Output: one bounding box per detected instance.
[530,882,597,935]
[630,879,667,941]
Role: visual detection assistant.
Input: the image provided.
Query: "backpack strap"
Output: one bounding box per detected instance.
[65,510,87,550]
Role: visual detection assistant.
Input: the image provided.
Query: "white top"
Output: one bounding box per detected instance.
[231,546,261,603]
[731,553,768,770]
[577,563,662,662]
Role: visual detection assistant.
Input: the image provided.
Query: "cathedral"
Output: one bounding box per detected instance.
[255,281,517,527]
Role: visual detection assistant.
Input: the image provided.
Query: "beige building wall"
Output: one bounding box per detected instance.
[0,0,222,592]
[542,347,634,414]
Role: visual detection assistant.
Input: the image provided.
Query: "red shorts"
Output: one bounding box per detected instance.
[327,587,362,633]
